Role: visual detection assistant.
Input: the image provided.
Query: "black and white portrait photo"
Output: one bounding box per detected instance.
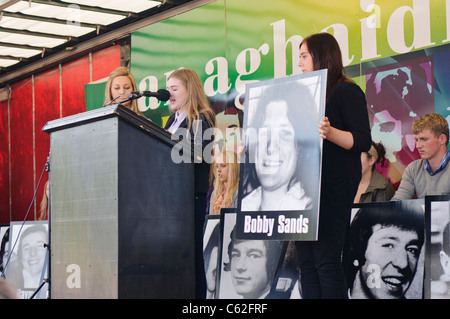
[203,215,220,299]
[5,221,49,299]
[424,195,450,299]
[0,225,9,277]
[346,200,425,299]
[236,71,326,241]
[216,210,283,299]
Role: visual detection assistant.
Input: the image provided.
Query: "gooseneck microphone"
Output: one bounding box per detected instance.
[131,89,170,102]
[103,89,170,107]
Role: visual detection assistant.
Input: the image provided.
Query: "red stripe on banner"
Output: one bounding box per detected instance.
[0,98,10,224]
[92,45,121,81]
[35,69,60,206]
[61,56,90,117]
[9,78,34,222]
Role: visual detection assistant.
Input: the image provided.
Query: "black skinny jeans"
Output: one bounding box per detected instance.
[295,204,351,299]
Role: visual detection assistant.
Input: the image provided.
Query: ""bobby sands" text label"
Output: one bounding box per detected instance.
[243,214,309,237]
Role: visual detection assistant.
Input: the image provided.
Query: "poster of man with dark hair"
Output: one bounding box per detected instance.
[236,70,327,241]
[345,200,425,299]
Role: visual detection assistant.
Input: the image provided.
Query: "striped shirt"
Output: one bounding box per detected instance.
[424,149,450,176]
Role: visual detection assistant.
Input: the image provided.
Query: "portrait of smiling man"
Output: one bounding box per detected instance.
[223,226,282,299]
[217,212,284,299]
[345,200,425,299]
[239,75,325,214]
[5,221,49,299]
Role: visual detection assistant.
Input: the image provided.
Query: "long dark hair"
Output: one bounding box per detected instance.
[300,32,349,100]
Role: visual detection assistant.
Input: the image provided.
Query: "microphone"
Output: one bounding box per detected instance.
[131,89,170,102]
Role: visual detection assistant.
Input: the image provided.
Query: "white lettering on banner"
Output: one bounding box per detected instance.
[138,0,447,111]
[278,215,309,234]
[242,214,309,236]
[138,75,160,111]
[234,43,270,110]
[360,1,382,60]
[271,19,302,79]
[387,0,435,54]
[244,215,275,237]
[446,0,450,42]
[204,57,231,96]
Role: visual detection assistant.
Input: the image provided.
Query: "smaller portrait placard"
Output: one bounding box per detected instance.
[5,220,49,299]
[216,209,284,299]
[424,195,450,299]
[346,200,425,299]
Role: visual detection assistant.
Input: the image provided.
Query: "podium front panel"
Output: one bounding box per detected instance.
[116,118,195,299]
[50,117,119,298]
[47,106,196,299]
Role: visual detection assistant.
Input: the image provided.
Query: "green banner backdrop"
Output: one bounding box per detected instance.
[128,0,450,186]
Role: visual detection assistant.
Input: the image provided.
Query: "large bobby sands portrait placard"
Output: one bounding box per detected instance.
[236,70,327,241]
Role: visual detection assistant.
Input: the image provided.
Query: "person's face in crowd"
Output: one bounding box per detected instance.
[231,240,269,299]
[360,152,375,177]
[20,231,47,276]
[360,224,421,299]
[414,129,445,162]
[111,75,133,108]
[167,77,188,113]
[298,43,314,73]
[216,162,230,184]
[205,246,218,295]
[256,101,297,191]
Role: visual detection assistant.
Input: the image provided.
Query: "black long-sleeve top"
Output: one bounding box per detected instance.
[321,80,372,207]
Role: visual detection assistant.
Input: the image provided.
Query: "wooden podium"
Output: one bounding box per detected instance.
[43,105,196,298]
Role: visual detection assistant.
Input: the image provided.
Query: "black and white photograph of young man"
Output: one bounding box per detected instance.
[216,210,283,299]
[237,71,327,241]
[346,200,425,299]
[5,221,49,299]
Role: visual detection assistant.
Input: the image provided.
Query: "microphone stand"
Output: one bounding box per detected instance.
[103,92,139,107]
[30,157,51,299]
[30,272,50,299]
[29,277,49,299]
